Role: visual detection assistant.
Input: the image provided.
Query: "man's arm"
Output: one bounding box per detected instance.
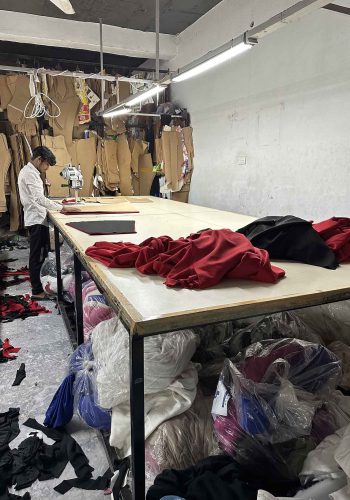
[26,172,62,211]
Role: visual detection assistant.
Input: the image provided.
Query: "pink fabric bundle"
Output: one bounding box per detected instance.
[82,280,115,342]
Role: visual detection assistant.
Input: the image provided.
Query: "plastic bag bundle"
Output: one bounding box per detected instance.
[40,245,74,296]
[91,317,199,455]
[70,343,111,431]
[196,312,324,396]
[92,317,199,409]
[295,300,350,345]
[212,339,342,482]
[145,387,220,488]
[82,280,115,343]
[65,271,91,302]
[230,312,324,357]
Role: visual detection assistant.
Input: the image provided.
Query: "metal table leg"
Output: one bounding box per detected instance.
[74,254,84,345]
[129,334,145,500]
[54,226,63,302]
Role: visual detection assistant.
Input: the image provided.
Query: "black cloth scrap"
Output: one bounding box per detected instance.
[54,468,113,495]
[0,409,20,447]
[237,215,338,269]
[12,365,26,387]
[146,454,300,500]
[66,220,136,235]
[23,419,94,481]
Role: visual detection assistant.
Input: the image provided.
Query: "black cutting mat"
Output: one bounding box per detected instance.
[66,220,136,235]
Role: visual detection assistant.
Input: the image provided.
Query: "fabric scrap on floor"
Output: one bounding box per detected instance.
[12,364,26,387]
[0,339,20,363]
[0,295,51,323]
[85,229,285,289]
[237,215,339,269]
[44,373,75,428]
[0,264,30,290]
[146,455,298,500]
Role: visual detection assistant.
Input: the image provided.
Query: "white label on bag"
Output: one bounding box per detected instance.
[212,380,230,416]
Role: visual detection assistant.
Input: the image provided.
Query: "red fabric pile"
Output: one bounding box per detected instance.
[0,294,51,323]
[0,263,30,289]
[85,229,285,289]
[0,338,20,362]
[313,218,350,263]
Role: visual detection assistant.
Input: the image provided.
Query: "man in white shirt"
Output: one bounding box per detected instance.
[18,146,62,300]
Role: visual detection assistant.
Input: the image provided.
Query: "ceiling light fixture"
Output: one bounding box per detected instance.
[101,84,166,117]
[50,0,75,15]
[173,35,256,83]
[103,107,131,118]
[120,84,165,108]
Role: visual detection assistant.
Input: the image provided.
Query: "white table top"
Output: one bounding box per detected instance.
[49,197,350,335]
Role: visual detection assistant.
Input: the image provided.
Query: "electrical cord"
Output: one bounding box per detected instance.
[24,72,61,119]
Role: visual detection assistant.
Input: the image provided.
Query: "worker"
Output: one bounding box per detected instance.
[18,146,62,300]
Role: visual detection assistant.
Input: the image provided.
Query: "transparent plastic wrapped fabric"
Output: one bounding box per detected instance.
[40,244,74,295]
[82,280,115,343]
[66,273,91,302]
[294,300,350,345]
[91,317,199,455]
[229,312,324,357]
[145,387,220,489]
[196,312,324,395]
[91,317,199,409]
[70,343,111,431]
[212,339,342,482]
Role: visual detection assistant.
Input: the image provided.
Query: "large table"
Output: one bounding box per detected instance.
[49,197,350,500]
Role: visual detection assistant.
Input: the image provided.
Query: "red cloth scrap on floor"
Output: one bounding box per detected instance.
[85,229,285,289]
[313,217,350,263]
[1,338,20,360]
[0,294,51,322]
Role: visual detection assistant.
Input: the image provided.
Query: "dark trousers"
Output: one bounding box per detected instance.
[28,224,49,295]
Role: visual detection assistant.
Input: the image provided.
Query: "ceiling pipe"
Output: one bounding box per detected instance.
[0,64,153,83]
[99,18,105,112]
[155,0,160,81]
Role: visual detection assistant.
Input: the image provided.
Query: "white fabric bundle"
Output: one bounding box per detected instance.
[91,317,199,456]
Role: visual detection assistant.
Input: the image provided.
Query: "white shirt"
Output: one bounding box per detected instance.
[18,162,61,227]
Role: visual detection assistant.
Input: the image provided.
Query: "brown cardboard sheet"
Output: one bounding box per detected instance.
[103,140,119,191]
[0,134,11,213]
[0,76,13,110]
[61,202,138,214]
[70,136,97,197]
[138,154,155,196]
[42,135,72,197]
[117,135,133,196]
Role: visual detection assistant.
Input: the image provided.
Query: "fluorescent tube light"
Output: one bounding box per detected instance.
[102,85,166,117]
[50,0,75,14]
[103,107,131,118]
[118,85,165,108]
[173,42,253,82]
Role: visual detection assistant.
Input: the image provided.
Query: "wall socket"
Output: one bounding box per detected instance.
[237,156,247,166]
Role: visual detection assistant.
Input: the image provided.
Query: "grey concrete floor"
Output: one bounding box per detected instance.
[0,241,110,499]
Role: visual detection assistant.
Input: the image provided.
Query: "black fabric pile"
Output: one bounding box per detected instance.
[237,215,339,269]
[0,263,30,290]
[0,240,28,252]
[146,455,299,500]
[0,295,50,323]
[0,413,112,497]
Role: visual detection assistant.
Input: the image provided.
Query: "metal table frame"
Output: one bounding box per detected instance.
[52,217,350,500]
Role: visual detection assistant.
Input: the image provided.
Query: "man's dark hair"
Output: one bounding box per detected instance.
[31,146,56,166]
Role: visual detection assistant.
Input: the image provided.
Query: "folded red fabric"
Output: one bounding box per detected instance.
[85,229,285,289]
[313,217,350,263]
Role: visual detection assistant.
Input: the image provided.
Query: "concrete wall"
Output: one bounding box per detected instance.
[171,7,350,220]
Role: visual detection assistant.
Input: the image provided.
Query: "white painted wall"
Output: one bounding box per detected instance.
[171,8,350,220]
